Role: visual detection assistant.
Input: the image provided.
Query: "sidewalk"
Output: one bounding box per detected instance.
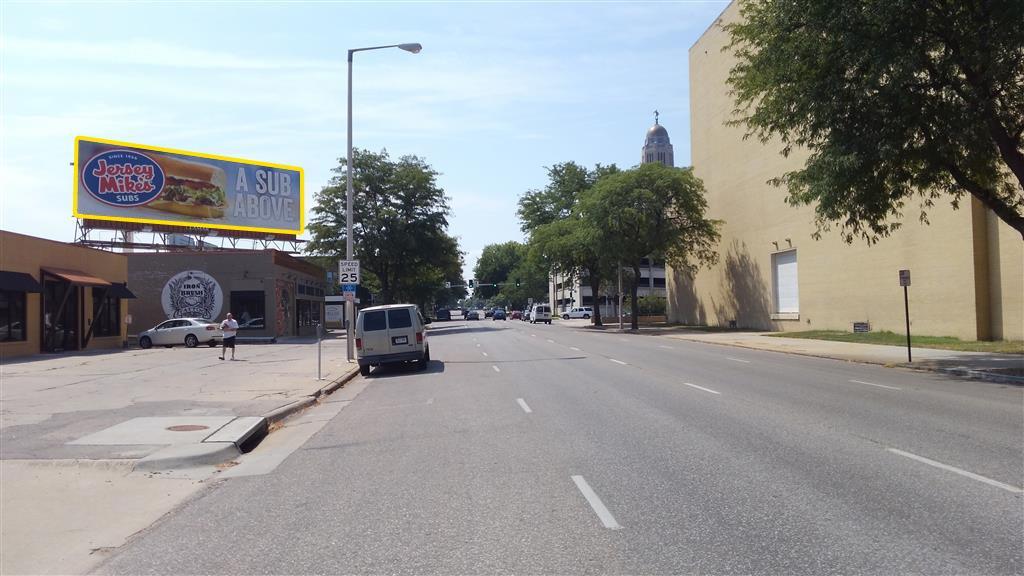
[565,320,1023,383]
[1,337,360,575]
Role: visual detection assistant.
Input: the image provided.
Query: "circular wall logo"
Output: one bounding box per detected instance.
[81,149,165,207]
[161,271,223,320]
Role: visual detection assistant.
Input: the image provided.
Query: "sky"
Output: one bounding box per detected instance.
[0,0,730,281]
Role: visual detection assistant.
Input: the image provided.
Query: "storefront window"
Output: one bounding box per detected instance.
[231,291,266,330]
[92,295,120,337]
[297,299,321,327]
[1,290,26,341]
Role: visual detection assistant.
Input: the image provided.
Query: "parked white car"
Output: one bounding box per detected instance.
[138,318,222,349]
[562,306,593,320]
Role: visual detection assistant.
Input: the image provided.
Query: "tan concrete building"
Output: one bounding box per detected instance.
[667,2,1022,341]
[1,230,133,358]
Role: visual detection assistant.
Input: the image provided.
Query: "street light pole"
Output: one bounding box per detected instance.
[345,42,421,362]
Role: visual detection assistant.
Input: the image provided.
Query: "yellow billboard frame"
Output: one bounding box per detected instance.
[73,135,305,235]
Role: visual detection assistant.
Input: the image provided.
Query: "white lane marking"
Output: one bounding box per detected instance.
[658,345,674,350]
[886,448,1023,493]
[850,379,901,391]
[492,365,500,373]
[516,398,532,413]
[683,382,721,395]
[618,338,629,343]
[476,343,481,348]
[546,339,555,343]
[725,357,751,364]
[609,358,627,365]
[426,397,435,405]
[571,475,622,530]
[482,352,489,357]
[570,346,581,352]
[531,334,537,338]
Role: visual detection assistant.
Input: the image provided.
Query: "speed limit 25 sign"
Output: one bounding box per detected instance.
[338,260,360,285]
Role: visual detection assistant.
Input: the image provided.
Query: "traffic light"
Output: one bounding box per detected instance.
[515,279,521,288]
[444,281,451,289]
[468,279,475,289]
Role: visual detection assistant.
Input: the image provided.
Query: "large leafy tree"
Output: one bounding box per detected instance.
[472,241,547,309]
[581,163,720,330]
[473,241,526,299]
[727,0,1024,241]
[306,149,464,307]
[518,162,619,325]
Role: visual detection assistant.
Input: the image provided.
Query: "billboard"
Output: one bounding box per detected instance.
[74,136,304,235]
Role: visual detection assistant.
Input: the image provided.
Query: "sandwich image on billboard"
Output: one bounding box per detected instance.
[74,136,304,235]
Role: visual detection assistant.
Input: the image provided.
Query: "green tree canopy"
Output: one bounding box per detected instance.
[518,162,619,325]
[306,149,464,308]
[581,162,720,329]
[728,0,1024,240]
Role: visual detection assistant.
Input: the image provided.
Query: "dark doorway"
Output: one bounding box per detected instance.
[42,279,80,352]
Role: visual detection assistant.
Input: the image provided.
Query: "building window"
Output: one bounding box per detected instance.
[638,277,651,287]
[92,295,120,337]
[297,299,322,328]
[652,277,666,288]
[772,250,799,314]
[0,290,26,341]
[231,291,266,329]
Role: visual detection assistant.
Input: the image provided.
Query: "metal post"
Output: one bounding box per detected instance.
[317,323,324,380]
[618,263,623,331]
[903,285,911,363]
[345,50,355,363]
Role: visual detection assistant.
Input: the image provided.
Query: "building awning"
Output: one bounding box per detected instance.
[105,283,137,299]
[0,270,43,293]
[41,267,112,287]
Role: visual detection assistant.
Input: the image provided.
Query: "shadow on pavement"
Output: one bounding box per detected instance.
[365,360,446,379]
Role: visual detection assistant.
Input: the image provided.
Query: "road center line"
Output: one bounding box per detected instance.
[475,344,481,347]
[683,382,721,395]
[571,475,622,530]
[516,398,532,413]
[546,339,555,343]
[886,448,1023,493]
[725,357,750,363]
[570,346,581,351]
[492,365,500,373]
[609,358,628,365]
[481,352,489,357]
[658,345,674,350]
[850,379,901,390]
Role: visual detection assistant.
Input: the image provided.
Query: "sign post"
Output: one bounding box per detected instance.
[339,260,360,361]
[899,269,912,363]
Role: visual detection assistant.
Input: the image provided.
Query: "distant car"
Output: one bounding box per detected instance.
[466,310,481,320]
[238,317,265,329]
[138,318,222,349]
[562,306,593,320]
[484,308,494,318]
[529,304,552,324]
[492,309,507,320]
[435,309,452,321]
[510,310,522,320]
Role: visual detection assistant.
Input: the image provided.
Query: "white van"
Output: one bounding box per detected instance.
[562,306,593,320]
[529,304,552,324]
[356,304,431,376]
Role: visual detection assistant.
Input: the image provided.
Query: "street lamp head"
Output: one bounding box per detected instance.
[398,43,422,54]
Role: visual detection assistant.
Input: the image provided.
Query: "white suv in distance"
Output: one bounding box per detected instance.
[562,306,593,320]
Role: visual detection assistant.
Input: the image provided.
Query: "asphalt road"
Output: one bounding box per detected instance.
[97,319,1023,575]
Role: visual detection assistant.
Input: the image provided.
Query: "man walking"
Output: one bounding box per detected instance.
[219,312,239,360]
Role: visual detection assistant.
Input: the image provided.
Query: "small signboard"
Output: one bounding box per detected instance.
[341,283,357,293]
[853,321,870,333]
[899,269,911,287]
[339,260,360,285]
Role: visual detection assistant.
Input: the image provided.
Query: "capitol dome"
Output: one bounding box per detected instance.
[641,112,674,167]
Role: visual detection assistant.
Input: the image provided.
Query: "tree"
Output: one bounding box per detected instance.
[727,0,1024,241]
[581,163,720,330]
[518,162,619,325]
[473,241,526,300]
[306,149,463,307]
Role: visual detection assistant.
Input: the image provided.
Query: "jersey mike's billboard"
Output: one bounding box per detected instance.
[74,136,304,235]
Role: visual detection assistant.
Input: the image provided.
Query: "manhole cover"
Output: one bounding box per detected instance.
[166,425,210,432]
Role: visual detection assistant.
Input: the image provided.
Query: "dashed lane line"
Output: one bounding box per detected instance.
[725,357,751,364]
[609,359,628,366]
[887,448,1023,493]
[571,475,622,530]
[493,365,501,373]
[516,398,532,413]
[850,379,901,391]
[683,382,721,395]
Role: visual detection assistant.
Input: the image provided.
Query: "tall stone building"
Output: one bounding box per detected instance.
[642,111,675,167]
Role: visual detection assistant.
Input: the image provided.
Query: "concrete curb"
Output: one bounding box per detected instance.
[135,442,241,471]
[660,334,1023,384]
[262,365,362,425]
